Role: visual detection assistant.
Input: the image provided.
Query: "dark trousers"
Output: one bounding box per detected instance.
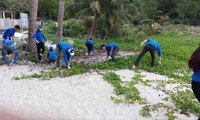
[111,46,120,61]
[86,42,94,54]
[49,59,56,63]
[192,81,200,103]
[36,42,45,60]
[134,44,155,67]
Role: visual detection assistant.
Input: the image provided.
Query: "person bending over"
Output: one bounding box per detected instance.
[57,41,74,69]
[133,39,162,68]
[85,38,94,56]
[1,39,19,65]
[100,43,120,62]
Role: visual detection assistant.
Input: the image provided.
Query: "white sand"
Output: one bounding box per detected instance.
[0,65,198,120]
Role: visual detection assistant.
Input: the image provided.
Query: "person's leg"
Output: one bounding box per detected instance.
[148,45,155,67]
[41,42,45,54]
[111,46,120,61]
[11,46,19,64]
[2,46,10,65]
[36,43,41,60]
[134,45,148,66]
[91,43,94,52]
[191,81,200,103]
[67,52,70,61]
[86,43,91,54]
[191,81,200,120]
[66,52,71,69]
[49,59,56,64]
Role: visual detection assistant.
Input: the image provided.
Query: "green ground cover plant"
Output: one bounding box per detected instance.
[17,34,199,83]
[103,72,144,104]
[170,89,200,116]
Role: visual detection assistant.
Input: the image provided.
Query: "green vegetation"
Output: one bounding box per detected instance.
[170,89,200,116]
[140,104,178,120]
[103,72,144,104]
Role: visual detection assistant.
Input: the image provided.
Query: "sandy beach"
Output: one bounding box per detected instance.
[0,65,198,120]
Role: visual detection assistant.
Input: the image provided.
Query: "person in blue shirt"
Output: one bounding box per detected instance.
[133,39,162,68]
[57,41,75,69]
[3,25,21,60]
[47,47,57,64]
[1,39,19,65]
[3,25,21,41]
[85,38,94,56]
[32,28,47,61]
[100,43,120,62]
[188,47,200,109]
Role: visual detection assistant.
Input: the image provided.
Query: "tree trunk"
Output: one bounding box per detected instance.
[56,0,65,67]
[26,0,38,53]
[90,10,100,36]
[114,13,119,35]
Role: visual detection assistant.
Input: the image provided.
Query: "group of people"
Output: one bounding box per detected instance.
[1,26,199,117]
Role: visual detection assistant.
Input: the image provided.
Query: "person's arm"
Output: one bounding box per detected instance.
[157,45,162,65]
[109,47,113,56]
[105,49,110,61]
[42,34,47,41]
[32,34,39,43]
[105,56,109,61]
[11,36,14,41]
[3,29,9,39]
[140,39,148,46]
[159,56,162,65]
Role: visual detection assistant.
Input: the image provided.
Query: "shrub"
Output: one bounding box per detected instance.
[63,19,87,37]
[43,21,57,35]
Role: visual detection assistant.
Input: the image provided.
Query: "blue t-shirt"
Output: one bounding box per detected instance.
[2,39,14,45]
[147,39,162,57]
[32,32,46,43]
[86,39,94,44]
[192,69,200,83]
[3,28,15,40]
[47,50,57,60]
[58,42,74,65]
[105,43,119,56]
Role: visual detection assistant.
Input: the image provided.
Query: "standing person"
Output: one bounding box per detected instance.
[85,38,94,56]
[1,39,19,65]
[57,41,74,69]
[133,39,162,68]
[32,28,47,61]
[47,47,57,64]
[188,47,200,120]
[100,43,120,62]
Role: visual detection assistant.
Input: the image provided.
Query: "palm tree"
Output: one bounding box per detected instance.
[56,0,65,67]
[27,0,38,53]
[90,0,101,35]
[66,0,138,36]
[102,0,138,35]
[66,0,101,35]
